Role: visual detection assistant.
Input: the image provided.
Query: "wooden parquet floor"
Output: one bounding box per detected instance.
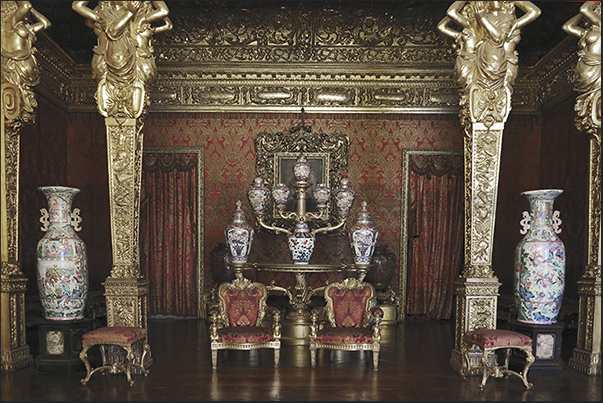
[1,318,600,401]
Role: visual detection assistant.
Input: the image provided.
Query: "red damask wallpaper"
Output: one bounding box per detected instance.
[18,104,588,315]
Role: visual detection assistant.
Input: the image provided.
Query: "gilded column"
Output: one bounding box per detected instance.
[72,1,172,330]
[563,1,601,376]
[1,1,50,371]
[438,1,541,375]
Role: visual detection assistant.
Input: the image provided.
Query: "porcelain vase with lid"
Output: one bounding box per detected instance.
[514,189,565,324]
[349,201,379,265]
[37,186,88,320]
[225,200,254,264]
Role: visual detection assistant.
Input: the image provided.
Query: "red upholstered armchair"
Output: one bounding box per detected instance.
[209,277,281,369]
[309,278,383,370]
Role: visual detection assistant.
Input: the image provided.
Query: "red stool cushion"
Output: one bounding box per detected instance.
[465,329,532,348]
[83,327,147,344]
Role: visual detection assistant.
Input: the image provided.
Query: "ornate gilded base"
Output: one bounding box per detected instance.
[281,316,311,345]
[380,305,397,326]
[569,276,601,376]
[103,277,152,372]
[1,274,33,372]
[450,277,500,376]
[569,348,601,376]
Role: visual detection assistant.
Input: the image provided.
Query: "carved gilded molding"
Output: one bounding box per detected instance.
[31,3,578,115]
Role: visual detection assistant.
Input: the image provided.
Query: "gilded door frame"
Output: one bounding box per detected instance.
[142,146,205,318]
[399,148,463,321]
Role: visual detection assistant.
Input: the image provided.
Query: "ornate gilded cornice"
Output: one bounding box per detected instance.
[32,2,577,115]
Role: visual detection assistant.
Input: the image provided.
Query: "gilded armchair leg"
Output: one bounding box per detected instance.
[274,348,280,368]
[211,348,218,369]
[373,350,379,371]
[310,348,316,368]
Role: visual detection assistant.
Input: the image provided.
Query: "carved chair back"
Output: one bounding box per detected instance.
[217,277,268,327]
[323,278,375,328]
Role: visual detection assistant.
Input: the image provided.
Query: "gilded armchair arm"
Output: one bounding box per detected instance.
[267,306,282,341]
[209,306,221,341]
[371,306,384,342]
[310,306,325,338]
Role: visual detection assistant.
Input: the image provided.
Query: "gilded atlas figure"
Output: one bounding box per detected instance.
[72,1,171,119]
[1,1,51,122]
[439,1,540,126]
[563,1,601,131]
[437,2,479,123]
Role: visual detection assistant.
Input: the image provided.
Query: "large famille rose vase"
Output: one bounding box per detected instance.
[514,189,565,324]
[37,186,88,320]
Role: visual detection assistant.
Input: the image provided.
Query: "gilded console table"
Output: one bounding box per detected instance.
[231,262,371,344]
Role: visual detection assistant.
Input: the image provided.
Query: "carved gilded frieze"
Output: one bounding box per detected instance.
[32,1,579,115]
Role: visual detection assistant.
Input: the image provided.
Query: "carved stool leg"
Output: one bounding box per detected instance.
[310,347,316,368]
[373,350,379,371]
[479,348,489,390]
[80,344,94,385]
[274,348,280,368]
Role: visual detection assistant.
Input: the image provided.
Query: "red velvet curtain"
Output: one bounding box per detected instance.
[406,154,463,320]
[140,153,198,316]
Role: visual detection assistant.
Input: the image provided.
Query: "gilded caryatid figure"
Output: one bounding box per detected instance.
[1,1,51,121]
[72,1,171,119]
[563,1,601,135]
[439,1,540,127]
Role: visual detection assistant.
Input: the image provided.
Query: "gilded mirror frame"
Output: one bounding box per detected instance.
[399,148,463,322]
[254,122,349,230]
[142,146,205,318]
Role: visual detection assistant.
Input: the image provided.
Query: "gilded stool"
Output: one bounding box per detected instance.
[462,329,535,390]
[79,327,151,386]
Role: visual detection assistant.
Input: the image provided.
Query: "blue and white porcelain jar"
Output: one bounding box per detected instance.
[288,222,315,264]
[349,201,379,265]
[225,200,254,264]
[37,186,88,320]
[247,176,271,216]
[514,189,565,324]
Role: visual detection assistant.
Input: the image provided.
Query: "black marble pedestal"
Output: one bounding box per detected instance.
[508,318,565,378]
[35,317,95,374]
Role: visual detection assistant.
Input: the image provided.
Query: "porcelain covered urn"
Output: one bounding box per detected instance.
[225,200,254,264]
[349,201,379,265]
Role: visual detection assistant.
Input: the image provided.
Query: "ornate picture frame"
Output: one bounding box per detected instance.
[254,122,349,229]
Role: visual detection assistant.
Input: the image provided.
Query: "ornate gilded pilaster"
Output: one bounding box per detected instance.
[563,1,601,377]
[102,117,149,328]
[72,1,172,330]
[1,1,50,371]
[438,1,541,375]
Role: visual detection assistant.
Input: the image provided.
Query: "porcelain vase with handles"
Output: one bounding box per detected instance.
[514,189,565,324]
[37,186,88,320]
